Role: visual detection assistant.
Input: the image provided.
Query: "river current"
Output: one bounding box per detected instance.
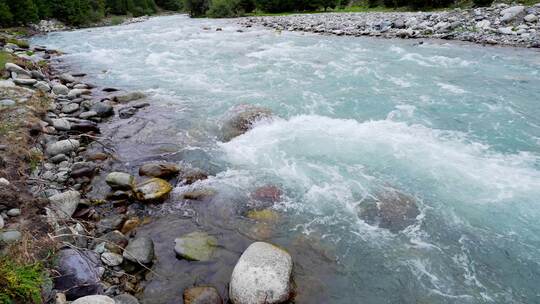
[34,15,540,304]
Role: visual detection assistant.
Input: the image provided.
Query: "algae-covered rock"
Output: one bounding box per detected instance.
[174,231,218,261]
[246,209,279,223]
[134,178,173,202]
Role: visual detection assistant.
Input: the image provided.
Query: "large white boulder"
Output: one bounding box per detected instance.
[229,242,293,304]
[72,295,115,304]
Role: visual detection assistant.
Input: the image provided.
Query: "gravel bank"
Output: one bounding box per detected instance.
[239,3,540,48]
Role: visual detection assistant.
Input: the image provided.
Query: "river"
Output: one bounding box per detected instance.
[33,14,540,304]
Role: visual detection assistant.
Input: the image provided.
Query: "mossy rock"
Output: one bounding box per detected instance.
[133,178,173,202]
[246,209,280,223]
[174,231,218,261]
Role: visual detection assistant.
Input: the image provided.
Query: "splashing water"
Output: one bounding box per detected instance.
[33,15,540,303]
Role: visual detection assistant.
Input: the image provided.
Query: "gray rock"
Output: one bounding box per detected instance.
[229,242,293,304]
[183,286,222,304]
[31,70,45,80]
[0,216,4,229]
[174,231,218,261]
[101,252,124,266]
[498,27,515,35]
[62,103,79,114]
[5,63,30,76]
[51,118,71,131]
[59,73,76,84]
[79,111,97,119]
[0,230,22,243]
[123,237,154,264]
[7,208,21,216]
[500,6,525,23]
[34,81,51,92]
[67,89,88,99]
[45,139,80,156]
[52,84,69,95]
[50,154,68,163]
[48,190,80,219]
[114,294,140,304]
[221,104,272,141]
[0,99,15,107]
[113,91,146,103]
[54,249,103,300]
[524,14,538,23]
[72,295,115,304]
[13,78,37,86]
[91,101,114,117]
[139,162,180,179]
[105,172,134,190]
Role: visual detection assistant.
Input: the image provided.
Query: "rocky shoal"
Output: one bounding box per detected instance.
[239,3,540,48]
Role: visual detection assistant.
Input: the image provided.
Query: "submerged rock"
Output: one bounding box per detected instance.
[113,92,146,103]
[246,209,279,223]
[174,231,218,261]
[356,190,420,233]
[54,249,102,300]
[133,178,173,202]
[184,286,223,304]
[220,104,272,141]
[139,162,180,179]
[229,242,293,304]
[123,236,154,264]
[251,185,282,203]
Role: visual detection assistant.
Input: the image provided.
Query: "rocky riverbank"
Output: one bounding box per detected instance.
[1,28,299,303]
[239,3,540,48]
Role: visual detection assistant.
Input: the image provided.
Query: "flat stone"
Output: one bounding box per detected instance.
[45,139,80,156]
[524,14,538,22]
[0,230,22,243]
[184,286,222,304]
[48,190,80,219]
[0,99,15,107]
[13,78,37,86]
[105,172,135,190]
[133,178,173,202]
[7,208,21,216]
[500,6,525,23]
[72,295,115,304]
[52,84,69,95]
[79,111,97,119]
[113,91,146,103]
[62,103,79,114]
[101,252,123,266]
[174,231,218,261]
[114,294,140,304]
[229,242,293,304]
[59,73,76,84]
[123,237,154,264]
[91,101,114,117]
[34,81,51,92]
[5,63,30,76]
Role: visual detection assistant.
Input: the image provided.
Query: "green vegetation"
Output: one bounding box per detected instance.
[0,258,45,304]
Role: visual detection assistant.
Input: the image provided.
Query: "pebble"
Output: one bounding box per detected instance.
[7,208,21,217]
[101,252,124,266]
[123,237,154,264]
[62,103,79,113]
[1,230,22,243]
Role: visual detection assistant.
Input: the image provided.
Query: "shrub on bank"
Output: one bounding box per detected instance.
[184,0,211,16]
[0,258,45,304]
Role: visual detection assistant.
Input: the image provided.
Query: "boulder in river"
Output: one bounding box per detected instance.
[356,189,420,233]
[72,295,115,304]
[229,242,293,304]
[133,178,173,202]
[123,236,154,264]
[105,172,135,190]
[54,248,103,300]
[220,104,272,141]
[184,286,223,304]
[174,231,218,261]
[113,91,146,103]
[139,162,180,179]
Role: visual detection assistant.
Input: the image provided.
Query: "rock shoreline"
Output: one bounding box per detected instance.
[239,3,540,48]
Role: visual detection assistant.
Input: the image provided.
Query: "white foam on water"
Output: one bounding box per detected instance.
[437,82,468,94]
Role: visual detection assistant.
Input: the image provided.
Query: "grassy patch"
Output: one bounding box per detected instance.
[6,38,29,49]
[110,15,126,25]
[0,51,14,78]
[0,258,45,304]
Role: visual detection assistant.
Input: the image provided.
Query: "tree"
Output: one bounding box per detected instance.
[183,0,210,16]
[6,0,38,24]
[155,0,183,10]
[0,0,13,27]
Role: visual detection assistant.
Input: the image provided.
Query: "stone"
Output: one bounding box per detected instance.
[0,178,8,185]
[68,89,89,99]
[52,84,69,95]
[252,185,282,203]
[139,162,180,179]
[13,78,37,86]
[498,27,515,35]
[220,104,272,141]
[0,230,22,243]
[114,294,140,304]
[0,99,15,107]
[51,118,71,131]
[246,209,279,223]
[71,162,96,178]
[123,237,154,264]
[48,190,80,219]
[119,107,138,118]
[45,139,80,156]
[101,252,123,266]
[105,172,135,190]
[356,190,420,233]
[34,81,51,92]
[7,208,21,216]
[524,14,538,23]
[174,231,218,261]
[184,286,223,304]
[54,249,102,300]
[133,178,173,202]
[59,73,76,84]
[500,6,525,23]
[97,215,126,234]
[0,216,4,229]
[62,103,79,114]
[181,169,208,185]
[31,70,45,80]
[100,230,128,254]
[50,154,68,163]
[72,295,115,304]
[91,101,114,117]
[79,111,97,119]
[121,217,141,235]
[113,91,146,103]
[5,63,30,76]
[229,242,293,304]
[475,20,491,29]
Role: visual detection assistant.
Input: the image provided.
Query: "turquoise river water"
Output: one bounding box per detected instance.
[34,15,540,304]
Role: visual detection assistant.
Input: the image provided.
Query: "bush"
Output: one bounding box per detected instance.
[0,258,45,304]
[0,0,13,27]
[472,0,492,7]
[254,0,294,12]
[6,0,38,24]
[183,0,210,16]
[155,0,183,10]
[207,0,246,17]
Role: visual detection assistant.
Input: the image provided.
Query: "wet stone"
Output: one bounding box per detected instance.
[174,231,218,261]
[139,162,180,179]
[123,236,154,264]
[183,286,223,304]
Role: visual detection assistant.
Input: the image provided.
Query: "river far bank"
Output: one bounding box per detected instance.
[239,3,540,48]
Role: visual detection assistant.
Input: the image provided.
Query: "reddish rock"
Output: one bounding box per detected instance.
[252,185,282,203]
